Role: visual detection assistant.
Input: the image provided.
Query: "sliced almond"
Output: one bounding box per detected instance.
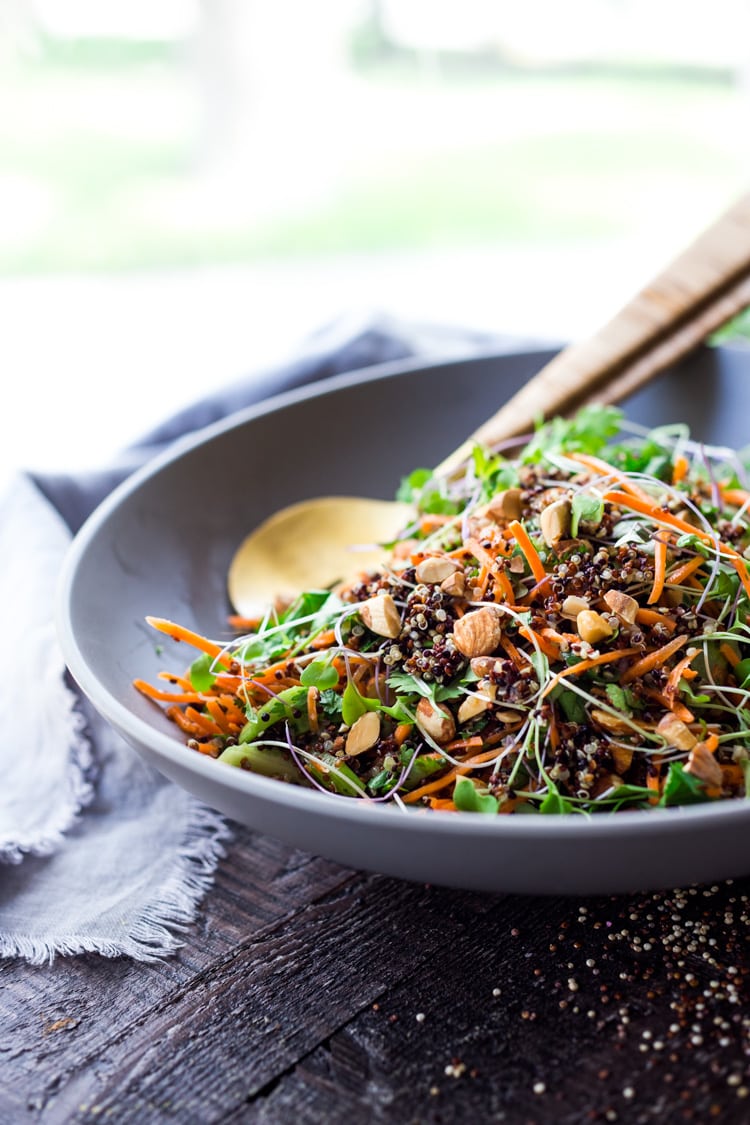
[457,679,496,724]
[359,594,401,639]
[484,488,522,523]
[452,607,503,658]
[415,698,456,744]
[441,571,466,597]
[576,610,613,645]
[561,595,590,620]
[603,589,639,624]
[508,555,526,574]
[415,556,461,585]
[539,499,572,547]
[656,713,697,751]
[685,741,722,788]
[345,710,381,756]
[590,708,633,735]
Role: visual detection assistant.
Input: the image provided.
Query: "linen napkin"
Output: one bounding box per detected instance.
[0,312,518,964]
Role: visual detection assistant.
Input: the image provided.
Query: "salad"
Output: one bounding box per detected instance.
[136,406,750,816]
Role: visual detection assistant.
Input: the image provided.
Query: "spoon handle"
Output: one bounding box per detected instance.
[436,193,750,477]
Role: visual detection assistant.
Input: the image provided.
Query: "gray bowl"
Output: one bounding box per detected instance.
[58,344,750,895]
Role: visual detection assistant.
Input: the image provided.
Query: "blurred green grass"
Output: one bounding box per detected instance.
[0,54,744,273]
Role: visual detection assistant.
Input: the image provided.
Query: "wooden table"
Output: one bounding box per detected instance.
[2,823,750,1124]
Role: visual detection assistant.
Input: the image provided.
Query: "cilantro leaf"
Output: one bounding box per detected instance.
[658,762,711,807]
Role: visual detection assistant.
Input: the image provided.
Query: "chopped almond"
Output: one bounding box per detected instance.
[484,488,522,523]
[415,556,461,584]
[539,499,572,547]
[604,589,639,624]
[415,698,456,744]
[359,594,401,639]
[457,679,496,724]
[685,742,722,788]
[452,607,503,658]
[561,595,589,620]
[656,713,697,751]
[590,708,633,735]
[576,610,613,645]
[346,711,381,756]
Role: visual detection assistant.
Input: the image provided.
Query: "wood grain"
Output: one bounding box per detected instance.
[2,823,750,1125]
[436,194,750,476]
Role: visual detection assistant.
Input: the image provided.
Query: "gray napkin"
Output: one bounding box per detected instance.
[0,313,520,963]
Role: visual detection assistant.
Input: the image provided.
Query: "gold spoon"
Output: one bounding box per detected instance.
[230,194,750,617]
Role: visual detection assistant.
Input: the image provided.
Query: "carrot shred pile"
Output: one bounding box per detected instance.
[136,407,750,816]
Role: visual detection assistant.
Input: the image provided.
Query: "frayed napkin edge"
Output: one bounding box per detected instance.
[0,801,232,965]
[0,687,95,865]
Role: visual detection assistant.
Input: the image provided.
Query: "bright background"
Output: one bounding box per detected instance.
[3,0,749,477]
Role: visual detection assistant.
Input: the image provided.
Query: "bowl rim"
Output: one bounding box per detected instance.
[57,346,750,843]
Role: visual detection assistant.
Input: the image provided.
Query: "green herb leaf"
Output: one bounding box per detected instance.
[396,467,432,503]
[538,789,576,815]
[300,656,339,690]
[571,492,604,536]
[189,652,217,693]
[658,762,711,807]
[453,775,499,814]
[319,689,343,721]
[552,686,587,724]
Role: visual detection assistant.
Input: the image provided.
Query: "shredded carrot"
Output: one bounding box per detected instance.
[500,633,527,670]
[403,769,459,803]
[672,455,689,485]
[184,705,221,736]
[310,629,337,650]
[307,687,319,733]
[663,648,700,701]
[720,487,750,509]
[394,723,414,746]
[204,697,237,734]
[729,553,750,603]
[492,569,515,604]
[227,614,261,631]
[646,768,662,805]
[565,452,654,503]
[602,492,709,542]
[621,635,688,684]
[703,732,720,754]
[648,536,668,605]
[541,647,642,698]
[444,735,483,753]
[519,624,560,661]
[642,687,694,724]
[134,679,204,704]
[507,519,547,583]
[634,607,677,633]
[667,555,706,587]
[464,537,497,570]
[520,574,552,604]
[428,798,457,811]
[145,617,234,669]
[720,642,741,669]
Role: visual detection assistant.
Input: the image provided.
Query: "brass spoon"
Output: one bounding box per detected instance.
[230,194,750,617]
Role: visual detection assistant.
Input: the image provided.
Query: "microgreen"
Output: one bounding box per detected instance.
[453,776,499,814]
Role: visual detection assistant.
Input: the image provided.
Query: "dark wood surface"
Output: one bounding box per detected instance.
[2,824,750,1124]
